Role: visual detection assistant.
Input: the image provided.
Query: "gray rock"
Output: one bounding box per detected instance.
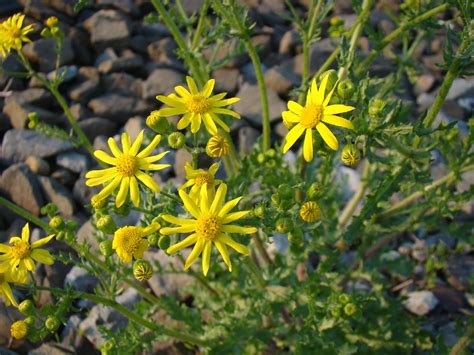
[23,38,74,72]
[203,38,244,68]
[2,129,73,162]
[265,64,300,95]
[233,82,286,126]
[0,163,44,216]
[77,117,117,142]
[174,149,192,182]
[25,156,50,175]
[56,152,89,174]
[445,254,473,292]
[68,79,100,102]
[96,0,139,15]
[102,72,143,97]
[403,291,438,316]
[425,233,456,249]
[447,78,474,100]
[51,168,76,188]
[47,65,78,83]
[124,116,146,140]
[73,173,100,208]
[83,10,131,51]
[76,220,100,251]
[238,126,259,155]
[142,68,182,101]
[61,315,95,353]
[64,266,99,293]
[29,342,75,355]
[279,29,300,54]
[213,68,240,94]
[38,176,76,217]
[414,74,435,95]
[98,49,144,74]
[147,38,182,69]
[335,166,361,201]
[88,93,150,122]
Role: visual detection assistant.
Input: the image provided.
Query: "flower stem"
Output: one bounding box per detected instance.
[252,232,272,266]
[356,3,449,75]
[0,196,49,230]
[338,160,370,228]
[243,257,266,289]
[192,0,209,50]
[176,255,220,296]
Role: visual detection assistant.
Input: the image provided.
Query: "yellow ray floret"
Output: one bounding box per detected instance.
[161,183,257,276]
[0,13,34,57]
[180,161,221,201]
[282,76,355,162]
[85,130,171,207]
[0,223,54,283]
[0,271,20,307]
[156,76,240,135]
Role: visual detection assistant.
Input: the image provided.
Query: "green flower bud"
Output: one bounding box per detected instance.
[168,132,186,149]
[49,216,63,229]
[56,231,66,241]
[338,294,350,304]
[18,300,36,316]
[146,110,172,134]
[257,153,266,164]
[45,315,61,332]
[306,182,323,200]
[277,184,293,200]
[133,259,153,281]
[24,316,36,326]
[276,218,292,234]
[158,235,170,250]
[254,205,265,218]
[341,144,360,167]
[344,303,357,316]
[270,193,280,206]
[331,307,341,318]
[103,340,114,351]
[148,234,159,246]
[320,69,338,95]
[96,215,117,234]
[368,98,385,117]
[337,80,355,99]
[99,240,114,257]
[265,149,276,158]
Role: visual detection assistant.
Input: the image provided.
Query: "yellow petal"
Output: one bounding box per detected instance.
[211,97,239,107]
[210,108,240,118]
[24,258,35,271]
[160,225,196,234]
[1,282,17,307]
[98,176,122,200]
[162,215,196,226]
[316,122,339,150]
[202,241,212,276]
[303,129,313,162]
[323,81,338,106]
[140,151,169,164]
[324,104,355,115]
[310,78,319,104]
[202,113,218,135]
[210,183,227,214]
[221,211,250,224]
[288,100,303,114]
[200,184,210,213]
[218,197,243,218]
[156,95,184,107]
[221,225,257,234]
[158,107,188,116]
[186,76,199,95]
[86,173,116,187]
[178,189,202,218]
[174,85,191,98]
[31,234,54,249]
[214,240,232,272]
[184,239,205,269]
[21,223,30,242]
[129,130,144,156]
[115,177,130,207]
[0,244,10,253]
[137,135,161,158]
[177,113,192,130]
[282,111,300,123]
[322,115,354,130]
[121,133,131,154]
[202,79,215,97]
[30,249,54,265]
[218,234,249,255]
[108,137,122,157]
[190,113,201,133]
[167,234,198,254]
[135,171,160,193]
[283,124,305,153]
[208,113,230,132]
[130,177,140,207]
[85,167,117,179]
[94,150,117,165]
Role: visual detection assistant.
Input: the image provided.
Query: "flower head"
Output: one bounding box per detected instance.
[133,259,153,281]
[0,14,34,57]
[0,272,19,307]
[341,144,360,166]
[282,76,355,161]
[11,320,28,339]
[206,135,230,158]
[156,76,240,135]
[300,201,320,222]
[180,162,221,201]
[86,131,171,207]
[161,183,257,276]
[0,223,54,282]
[112,224,159,263]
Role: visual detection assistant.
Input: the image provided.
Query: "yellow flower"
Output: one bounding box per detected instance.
[0,13,34,57]
[0,272,19,307]
[45,16,58,28]
[112,224,159,263]
[206,135,230,158]
[11,320,28,339]
[0,223,54,282]
[85,130,170,207]
[300,201,320,222]
[282,76,355,161]
[156,76,240,135]
[161,183,257,276]
[180,161,221,201]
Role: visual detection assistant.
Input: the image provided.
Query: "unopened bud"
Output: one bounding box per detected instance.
[168,132,186,149]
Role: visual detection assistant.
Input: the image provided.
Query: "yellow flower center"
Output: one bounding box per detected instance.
[115,227,143,253]
[196,215,221,241]
[195,172,214,187]
[116,155,138,177]
[187,95,211,114]
[11,240,30,259]
[300,104,323,129]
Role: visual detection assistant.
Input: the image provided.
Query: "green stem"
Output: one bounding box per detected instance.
[243,257,266,289]
[377,164,474,219]
[252,232,272,266]
[338,160,370,228]
[356,3,449,75]
[192,0,209,50]
[177,255,220,296]
[0,196,49,230]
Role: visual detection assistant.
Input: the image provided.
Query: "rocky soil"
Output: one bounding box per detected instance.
[0,0,472,353]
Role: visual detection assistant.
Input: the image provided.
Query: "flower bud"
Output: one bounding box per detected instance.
[158,235,170,250]
[341,144,360,167]
[257,153,265,164]
[338,294,350,304]
[168,132,186,149]
[335,239,347,251]
[206,135,230,158]
[319,69,338,95]
[337,79,355,99]
[28,112,39,128]
[133,259,153,281]
[275,218,292,234]
[56,231,66,241]
[344,303,356,316]
[18,300,35,316]
[24,316,36,326]
[99,240,114,257]
[329,16,344,26]
[91,194,107,209]
[277,184,293,200]
[148,234,159,246]
[253,205,265,218]
[266,149,276,158]
[46,16,58,28]
[331,307,341,318]
[146,110,172,134]
[306,182,323,200]
[368,98,385,117]
[45,315,61,332]
[96,215,117,234]
[299,201,320,223]
[270,193,280,206]
[10,320,28,340]
[49,216,63,229]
